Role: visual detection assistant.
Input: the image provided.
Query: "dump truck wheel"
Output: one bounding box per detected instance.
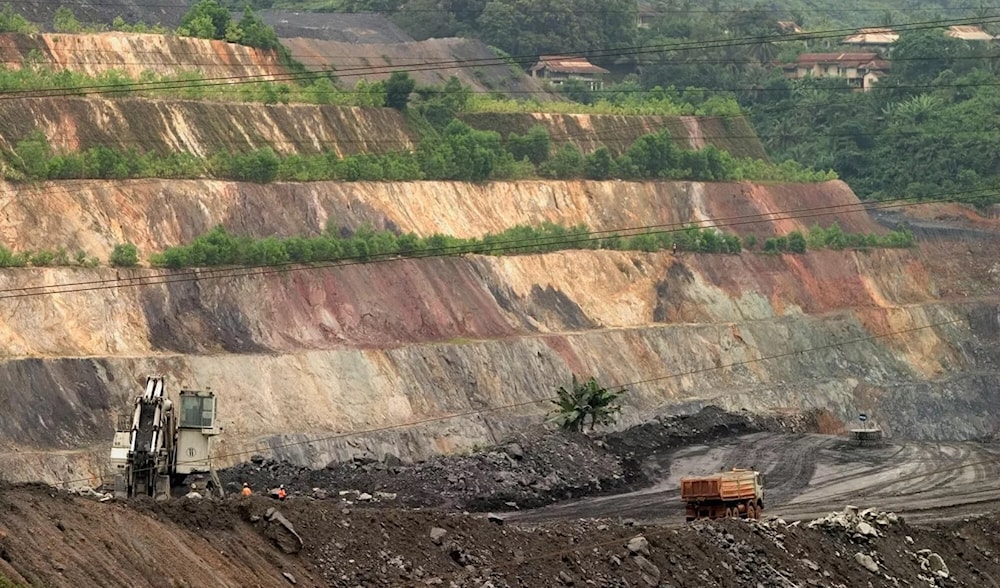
[745,501,755,519]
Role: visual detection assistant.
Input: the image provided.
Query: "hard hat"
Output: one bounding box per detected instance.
[280,484,285,489]
[243,482,248,487]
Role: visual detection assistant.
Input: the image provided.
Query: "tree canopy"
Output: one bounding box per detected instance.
[178,0,280,50]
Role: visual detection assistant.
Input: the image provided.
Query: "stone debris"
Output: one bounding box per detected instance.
[262,508,303,554]
[806,506,901,540]
[219,406,826,514]
[66,487,114,502]
[912,549,951,582]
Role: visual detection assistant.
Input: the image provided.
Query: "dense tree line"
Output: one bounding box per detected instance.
[2,124,834,184]
[748,29,1000,204]
[177,0,281,50]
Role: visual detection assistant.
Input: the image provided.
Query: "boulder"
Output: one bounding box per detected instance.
[854,552,878,574]
[505,443,525,460]
[927,553,949,578]
[429,527,448,545]
[627,535,650,556]
[263,509,304,554]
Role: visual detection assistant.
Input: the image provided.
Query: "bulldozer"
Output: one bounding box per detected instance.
[109,376,223,499]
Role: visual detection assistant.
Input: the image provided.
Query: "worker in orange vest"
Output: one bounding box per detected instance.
[241,482,253,497]
[276,485,287,500]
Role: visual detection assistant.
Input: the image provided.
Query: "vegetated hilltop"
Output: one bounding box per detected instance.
[0,32,286,78]
[0,0,189,31]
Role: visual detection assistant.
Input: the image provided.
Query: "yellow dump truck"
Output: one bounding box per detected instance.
[681,468,764,521]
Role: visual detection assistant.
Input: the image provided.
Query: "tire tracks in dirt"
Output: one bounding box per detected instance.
[507,433,1000,527]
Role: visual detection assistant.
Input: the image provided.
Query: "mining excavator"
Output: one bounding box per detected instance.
[109,376,223,499]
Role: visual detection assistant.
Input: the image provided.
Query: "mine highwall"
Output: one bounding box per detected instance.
[0,179,877,261]
[0,298,996,486]
[0,248,941,358]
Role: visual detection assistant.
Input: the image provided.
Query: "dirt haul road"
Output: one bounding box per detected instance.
[506,432,1000,526]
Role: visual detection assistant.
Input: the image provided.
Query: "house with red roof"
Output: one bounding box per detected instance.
[530,55,610,90]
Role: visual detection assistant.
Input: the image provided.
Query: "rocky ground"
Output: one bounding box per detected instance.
[5,406,1000,587]
[134,498,982,587]
[5,481,1000,587]
[218,406,825,512]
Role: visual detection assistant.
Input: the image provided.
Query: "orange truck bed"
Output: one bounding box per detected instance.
[681,469,760,502]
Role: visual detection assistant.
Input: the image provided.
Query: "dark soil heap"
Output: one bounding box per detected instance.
[219,406,828,511]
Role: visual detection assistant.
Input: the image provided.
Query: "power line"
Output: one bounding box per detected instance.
[0,188,985,300]
[2,46,998,66]
[2,14,997,100]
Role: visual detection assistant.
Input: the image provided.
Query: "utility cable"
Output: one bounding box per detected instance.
[1,14,997,99]
[2,45,999,68]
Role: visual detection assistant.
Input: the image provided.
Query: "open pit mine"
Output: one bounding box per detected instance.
[0,28,998,588]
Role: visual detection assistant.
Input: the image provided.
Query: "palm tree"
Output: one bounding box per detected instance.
[548,375,624,432]
[891,94,943,125]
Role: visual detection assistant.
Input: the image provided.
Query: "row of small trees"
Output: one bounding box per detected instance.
[146,223,743,268]
[0,222,912,270]
[4,125,835,184]
[145,221,913,269]
[0,243,136,268]
[762,224,915,253]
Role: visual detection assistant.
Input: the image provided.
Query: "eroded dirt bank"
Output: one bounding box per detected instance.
[0,32,285,78]
[0,179,877,259]
[8,484,1000,588]
[0,98,419,157]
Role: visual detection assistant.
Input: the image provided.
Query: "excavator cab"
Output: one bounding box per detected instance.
[175,389,219,475]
